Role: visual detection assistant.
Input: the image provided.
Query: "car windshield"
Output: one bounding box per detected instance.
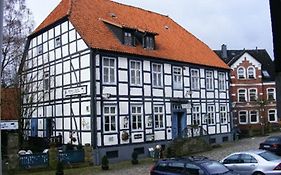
[201,161,230,174]
[259,151,281,161]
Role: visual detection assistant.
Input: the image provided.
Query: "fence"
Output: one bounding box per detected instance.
[19,149,85,169]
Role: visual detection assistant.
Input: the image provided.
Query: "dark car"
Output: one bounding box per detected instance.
[150,156,239,175]
[260,136,281,155]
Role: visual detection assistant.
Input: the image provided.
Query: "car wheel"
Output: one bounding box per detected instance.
[253,172,265,175]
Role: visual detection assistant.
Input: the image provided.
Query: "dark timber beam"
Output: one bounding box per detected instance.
[270,0,281,120]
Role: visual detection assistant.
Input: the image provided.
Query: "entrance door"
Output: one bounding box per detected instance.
[172,112,187,139]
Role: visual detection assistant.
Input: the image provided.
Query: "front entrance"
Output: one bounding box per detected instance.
[172,111,187,139]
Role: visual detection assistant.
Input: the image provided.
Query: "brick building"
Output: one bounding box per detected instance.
[215,45,279,136]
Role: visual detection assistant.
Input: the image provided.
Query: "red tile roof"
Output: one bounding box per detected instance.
[1,88,20,120]
[33,0,229,69]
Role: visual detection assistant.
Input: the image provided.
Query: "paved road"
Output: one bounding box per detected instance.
[95,132,280,175]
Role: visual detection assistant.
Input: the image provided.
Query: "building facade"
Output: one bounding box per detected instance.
[215,45,278,136]
[20,0,232,162]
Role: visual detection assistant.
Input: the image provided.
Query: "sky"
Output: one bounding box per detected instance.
[26,0,274,58]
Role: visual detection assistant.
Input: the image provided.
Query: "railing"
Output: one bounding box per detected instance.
[58,149,85,164]
[19,153,49,169]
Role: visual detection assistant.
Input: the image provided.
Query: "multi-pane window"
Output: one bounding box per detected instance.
[154,106,164,129]
[250,111,258,123]
[247,67,255,79]
[207,105,215,125]
[192,105,200,125]
[104,106,117,132]
[249,89,257,102]
[206,71,213,90]
[131,106,142,130]
[43,72,50,91]
[37,45,43,55]
[124,31,133,46]
[130,60,141,86]
[268,109,277,122]
[238,89,247,102]
[144,36,154,49]
[218,72,226,90]
[191,69,199,90]
[152,63,162,87]
[239,111,247,124]
[220,105,227,124]
[173,67,182,89]
[103,57,116,84]
[237,67,245,79]
[267,88,275,101]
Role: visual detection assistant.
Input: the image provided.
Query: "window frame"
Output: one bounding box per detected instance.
[207,105,215,125]
[218,72,226,91]
[103,105,117,133]
[248,88,257,102]
[247,66,256,79]
[238,89,247,102]
[123,31,134,46]
[55,36,61,48]
[102,57,116,84]
[239,110,248,124]
[37,44,43,55]
[152,63,163,87]
[237,67,246,79]
[192,105,201,125]
[249,110,259,124]
[267,88,276,101]
[191,69,200,90]
[131,105,143,131]
[220,105,227,124]
[268,109,277,122]
[143,35,155,49]
[206,70,214,90]
[173,66,183,90]
[154,105,165,129]
[130,60,142,86]
[43,71,50,91]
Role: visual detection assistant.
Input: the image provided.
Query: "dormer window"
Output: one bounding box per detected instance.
[123,31,134,46]
[143,35,155,50]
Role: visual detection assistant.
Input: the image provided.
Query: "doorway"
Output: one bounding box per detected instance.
[172,111,187,139]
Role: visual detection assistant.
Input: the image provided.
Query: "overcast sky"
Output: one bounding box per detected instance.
[26,0,274,58]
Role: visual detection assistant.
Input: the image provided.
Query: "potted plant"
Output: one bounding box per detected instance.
[131,151,139,165]
[101,155,109,170]
[56,161,64,175]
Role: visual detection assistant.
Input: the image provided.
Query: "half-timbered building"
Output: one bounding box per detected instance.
[20,0,231,162]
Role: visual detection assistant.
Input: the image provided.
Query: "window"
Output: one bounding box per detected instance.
[103,57,116,84]
[223,154,240,164]
[143,35,154,49]
[267,88,275,101]
[191,69,199,90]
[268,109,277,122]
[154,106,164,129]
[218,72,226,90]
[247,67,255,79]
[104,106,117,132]
[173,67,182,89]
[55,36,61,48]
[43,72,50,91]
[220,105,227,124]
[124,31,134,46]
[206,71,213,90]
[239,111,247,124]
[250,111,258,123]
[152,63,163,87]
[249,89,257,102]
[238,89,247,102]
[237,67,245,79]
[131,106,143,130]
[192,105,200,125]
[130,60,142,86]
[240,154,258,163]
[207,105,215,125]
[37,45,43,55]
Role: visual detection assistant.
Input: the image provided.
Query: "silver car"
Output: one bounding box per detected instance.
[221,150,281,175]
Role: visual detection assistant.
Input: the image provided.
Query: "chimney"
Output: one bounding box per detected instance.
[221,44,227,59]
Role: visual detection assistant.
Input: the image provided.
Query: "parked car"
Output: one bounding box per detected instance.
[221,150,281,175]
[260,136,281,155]
[150,156,239,175]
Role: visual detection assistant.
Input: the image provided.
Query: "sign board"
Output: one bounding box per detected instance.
[64,86,87,96]
[181,103,192,109]
[1,120,18,130]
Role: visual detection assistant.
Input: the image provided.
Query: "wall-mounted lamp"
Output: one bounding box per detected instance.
[102,93,111,99]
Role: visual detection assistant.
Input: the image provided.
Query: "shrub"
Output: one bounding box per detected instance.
[101,155,109,170]
[131,151,139,165]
